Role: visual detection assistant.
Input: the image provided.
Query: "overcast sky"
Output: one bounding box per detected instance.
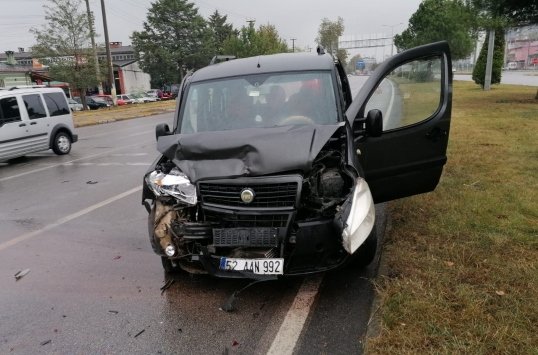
[1,0,423,61]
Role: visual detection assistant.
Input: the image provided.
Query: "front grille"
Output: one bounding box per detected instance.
[204,210,289,228]
[199,181,298,208]
[213,228,279,247]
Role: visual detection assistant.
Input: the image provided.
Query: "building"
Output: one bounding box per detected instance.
[0,43,151,94]
[505,25,538,69]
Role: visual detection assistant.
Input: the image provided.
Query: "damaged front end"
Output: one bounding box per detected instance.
[142,124,376,278]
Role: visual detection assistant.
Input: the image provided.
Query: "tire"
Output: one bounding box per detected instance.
[349,228,378,268]
[52,131,72,155]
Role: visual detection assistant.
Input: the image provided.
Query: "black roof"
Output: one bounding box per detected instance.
[190,52,335,82]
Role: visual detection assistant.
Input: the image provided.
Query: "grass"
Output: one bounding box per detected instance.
[72,100,176,127]
[367,81,538,354]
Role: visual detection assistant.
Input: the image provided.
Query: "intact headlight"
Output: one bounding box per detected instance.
[145,167,197,205]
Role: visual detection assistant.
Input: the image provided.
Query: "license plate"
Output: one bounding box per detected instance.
[219,258,284,275]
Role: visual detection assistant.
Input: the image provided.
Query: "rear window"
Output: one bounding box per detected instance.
[22,94,47,119]
[43,92,70,116]
[0,97,21,125]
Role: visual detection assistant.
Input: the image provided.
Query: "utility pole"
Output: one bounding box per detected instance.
[290,38,296,52]
[484,29,495,91]
[100,0,117,105]
[382,23,402,57]
[85,0,103,94]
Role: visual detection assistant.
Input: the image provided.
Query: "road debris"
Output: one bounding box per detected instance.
[113,255,121,260]
[40,340,51,346]
[86,180,98,184]
[160,279,174,295]
[134,329,145,338]
[495,290,506,296]
[14,269,30,281]
[108,310,119,314]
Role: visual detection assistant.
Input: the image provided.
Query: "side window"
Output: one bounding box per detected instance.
[365,56,442,131]
[0,97,22,126]
[22,94,47,120]
[43,93,70,116]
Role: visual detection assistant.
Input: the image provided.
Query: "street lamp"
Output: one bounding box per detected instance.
[382,23,403,56]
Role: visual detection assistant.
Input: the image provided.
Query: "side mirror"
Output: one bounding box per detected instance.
[155,123,171,141]
[366,109,383,137]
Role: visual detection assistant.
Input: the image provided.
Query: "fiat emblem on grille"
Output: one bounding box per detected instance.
[240,188,255,203]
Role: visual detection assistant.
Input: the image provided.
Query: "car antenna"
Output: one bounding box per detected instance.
[257,56,261,68]
[317,45,325,55]
[220,278,276,312]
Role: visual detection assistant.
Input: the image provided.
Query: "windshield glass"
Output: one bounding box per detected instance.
[180,71,338,133]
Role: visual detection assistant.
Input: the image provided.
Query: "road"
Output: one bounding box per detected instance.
[454,70,538,86]
[0,83,387,354]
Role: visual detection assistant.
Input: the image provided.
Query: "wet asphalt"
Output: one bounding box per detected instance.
[0,76,385,354]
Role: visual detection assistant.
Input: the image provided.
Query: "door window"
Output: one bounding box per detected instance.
[22,94,47,120]
[0,97,22,126]
[43,92,70,116]
[365,56,442,131]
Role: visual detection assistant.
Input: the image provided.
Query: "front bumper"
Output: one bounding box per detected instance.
[146,176,375,279]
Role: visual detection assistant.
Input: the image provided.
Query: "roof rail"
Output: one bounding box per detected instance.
[210,55,236,65]
[7,85,48,90]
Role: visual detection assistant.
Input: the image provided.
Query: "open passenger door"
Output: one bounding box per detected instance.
[346,41,452,203]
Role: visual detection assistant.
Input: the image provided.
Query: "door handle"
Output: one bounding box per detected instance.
[19,123,27,127]
[30,122,37,125]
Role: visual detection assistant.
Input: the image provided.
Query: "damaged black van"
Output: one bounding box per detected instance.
[142,42,452,279]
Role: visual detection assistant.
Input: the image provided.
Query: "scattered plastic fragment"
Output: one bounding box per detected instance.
[14,269,30,281]
[232,340,239,347]
[495,290,506,296]
[113,256,121,260]
[108,310,119,314]
[160,279,174,295]
[134,329,145,338]
[40,340,51,346]
[86,180,98,184]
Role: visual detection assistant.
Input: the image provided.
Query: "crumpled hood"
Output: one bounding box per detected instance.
[157,123,344,182]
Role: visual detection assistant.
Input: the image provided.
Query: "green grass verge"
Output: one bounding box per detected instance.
[367,81,538,354]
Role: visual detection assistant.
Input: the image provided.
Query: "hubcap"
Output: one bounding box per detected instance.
[57,135,70,152]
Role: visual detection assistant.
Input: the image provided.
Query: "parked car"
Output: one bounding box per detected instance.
[142,42,452,278]
[0,87,78,161]
[115,96,128,106]
[92,94,114,106]
[68,98,83,111]
[86,97,110,110]
[117,94,136,104]
[132,93,158,103]
[146,89,162,101]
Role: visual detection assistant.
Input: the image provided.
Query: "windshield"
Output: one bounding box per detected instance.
[180,71,338,133]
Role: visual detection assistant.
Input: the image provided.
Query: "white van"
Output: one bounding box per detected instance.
[0,87,78,161]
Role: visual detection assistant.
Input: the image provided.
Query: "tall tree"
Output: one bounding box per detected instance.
[394,0,476,60]
[30,0,105,109]
[207,10,236,56]
[472,0,538,98]
[222,22,288,58]
[131,0,210,87]
[472,30,505,87]
[316,17,348,65]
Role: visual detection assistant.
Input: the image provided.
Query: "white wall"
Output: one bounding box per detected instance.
[121,61,151,94]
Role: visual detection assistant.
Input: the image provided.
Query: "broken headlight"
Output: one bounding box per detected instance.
[145,167,197,205]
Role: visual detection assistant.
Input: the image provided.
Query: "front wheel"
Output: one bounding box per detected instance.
[52,132,72,155]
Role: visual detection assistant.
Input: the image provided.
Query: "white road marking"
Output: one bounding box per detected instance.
[0,186,142,252]
[384,79,396,130]
[267,274,324,355]
[0,140,151,183]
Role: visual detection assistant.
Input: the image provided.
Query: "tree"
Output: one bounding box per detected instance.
[472,30,505,87]
[222,22,288,58]
[207,10,236,56]
[30,0,105,109]
[394,0,476,60]
[346,53,363,73]
[471,0,538,98]
[316,17,348,66]
[131,0,210,87]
